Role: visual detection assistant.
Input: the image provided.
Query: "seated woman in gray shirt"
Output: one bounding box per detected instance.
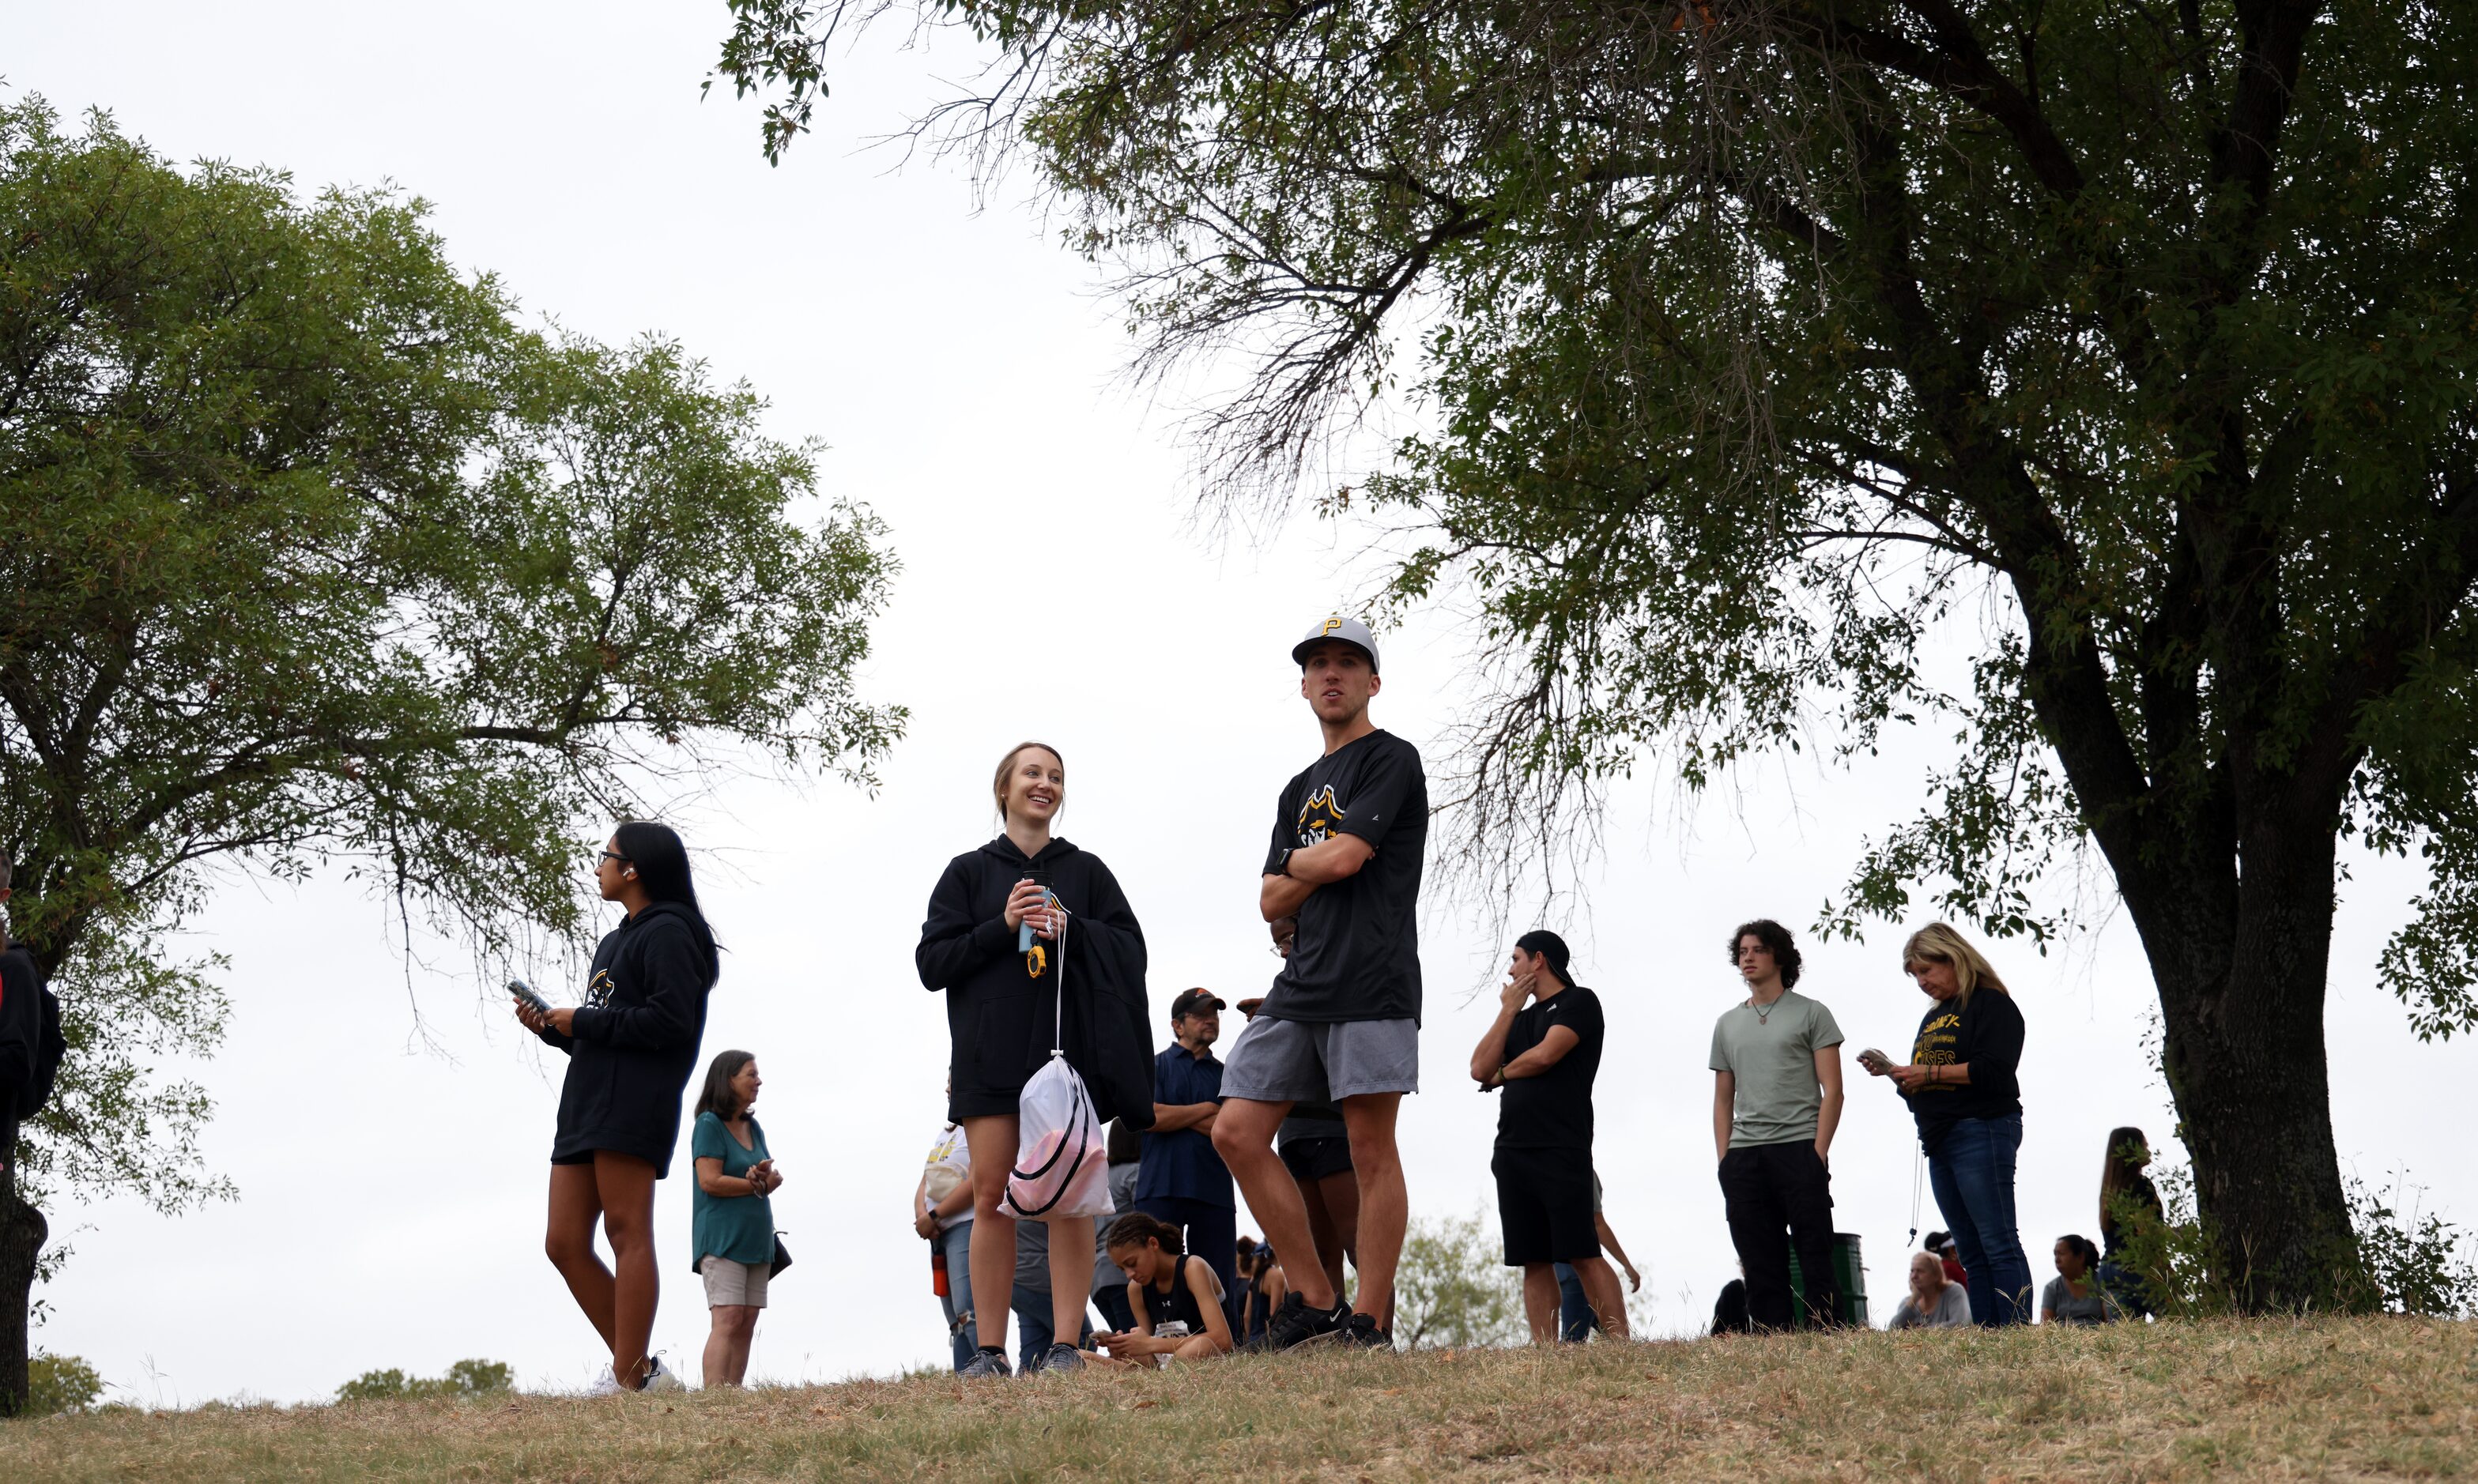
[1888,1251,1972,1328]
[2041,1234,2121,1324]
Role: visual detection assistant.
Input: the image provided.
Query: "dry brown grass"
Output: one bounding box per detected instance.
[5,1316,2471,1482]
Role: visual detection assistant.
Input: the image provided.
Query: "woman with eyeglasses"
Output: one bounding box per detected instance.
[515,821,720,1392]
[917,740,1153,1378]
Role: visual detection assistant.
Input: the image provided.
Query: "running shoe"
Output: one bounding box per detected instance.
[1341,1313,1394,1350]
[1034,1342,1087,1374]
[960,1348,1013,1379]
[1262,1293,1352,1351]
[587,1367,623,1397]
[639,1356,686,1393]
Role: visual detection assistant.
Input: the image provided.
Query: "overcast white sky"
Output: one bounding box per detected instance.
[9,1,2472,1406]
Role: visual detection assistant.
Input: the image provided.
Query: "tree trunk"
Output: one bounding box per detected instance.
[2139,815,2362,1311]
[0,1130,42,1418]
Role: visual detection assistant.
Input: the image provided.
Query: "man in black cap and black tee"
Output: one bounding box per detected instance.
[1470,930,1627,1343]
[1213,616,1427,1350]
[1134,986,1239,1324]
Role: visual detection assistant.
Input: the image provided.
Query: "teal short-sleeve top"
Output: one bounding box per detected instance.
[690,1110,776,1267]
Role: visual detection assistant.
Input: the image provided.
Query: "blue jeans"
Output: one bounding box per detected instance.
[1926,1114,2033,1327]
[937,1220,977,1373]
[1553,1263,1597,1343]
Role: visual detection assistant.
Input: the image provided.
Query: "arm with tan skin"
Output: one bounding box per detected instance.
[1178,1258,1237,1357]
[1594,1214,1641,1290]
[1497,1025,1580,1083]
[1713,1071,1736,1162]
[1813,1046,1845,1164]
[696,1156,769,1199]
[1258,834,1375,920]
[1884,1060,1972,1091]
[1152,1102,1220,1134]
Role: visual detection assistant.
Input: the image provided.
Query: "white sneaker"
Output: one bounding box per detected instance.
[639,1356,686,1394]
[588,1366,623,1397]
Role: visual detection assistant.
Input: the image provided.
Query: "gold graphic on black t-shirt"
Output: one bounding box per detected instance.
[584,967,616,1009]
[1912,1011,1960,1092]
[1297,785,1345,846]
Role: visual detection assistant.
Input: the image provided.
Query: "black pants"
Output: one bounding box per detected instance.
[1718,1140,1839,1331]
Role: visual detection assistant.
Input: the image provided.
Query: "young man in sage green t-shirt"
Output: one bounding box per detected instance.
[1707,918,1846,1331]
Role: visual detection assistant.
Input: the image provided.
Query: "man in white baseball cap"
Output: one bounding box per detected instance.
[1210,615,1425,1351]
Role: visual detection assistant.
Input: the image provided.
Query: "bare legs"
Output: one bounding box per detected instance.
[1214,1098,1336,1309]
[1299,1167,1360,1299]
[543,1151,659,1388]
[963,1117,1021,1351]
[1522,1264,1563,1343]
[961,1113,1094,1358]
[1572,1254,1631,1339]
[1339,1093,1405,1324]
[703,1305,760,1387]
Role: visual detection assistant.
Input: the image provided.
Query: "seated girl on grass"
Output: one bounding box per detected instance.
[1096,1212,1233,1365]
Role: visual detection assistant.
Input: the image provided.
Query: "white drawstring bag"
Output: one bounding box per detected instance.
[1002,913,1115,1222]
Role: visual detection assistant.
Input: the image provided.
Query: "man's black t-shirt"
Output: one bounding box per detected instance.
[1905,987,2026,1154]
[1497,985,1605,1150]
[1259,729,1428,1023]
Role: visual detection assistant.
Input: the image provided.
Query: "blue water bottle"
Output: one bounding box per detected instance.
[1016,868,1054,953]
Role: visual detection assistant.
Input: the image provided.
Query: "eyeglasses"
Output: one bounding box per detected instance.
[598,851,631,866]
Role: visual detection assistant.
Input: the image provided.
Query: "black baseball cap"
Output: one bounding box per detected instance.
[1171,988,1227,1021]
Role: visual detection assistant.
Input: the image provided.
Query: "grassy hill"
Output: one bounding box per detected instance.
[6,1316,2470,1482]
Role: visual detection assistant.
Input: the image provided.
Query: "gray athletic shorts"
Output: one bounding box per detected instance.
[701,1254,769,1309]
[1220,1015,1419,1102]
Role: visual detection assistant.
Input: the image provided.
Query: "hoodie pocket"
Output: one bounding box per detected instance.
[966,989,1043,1087]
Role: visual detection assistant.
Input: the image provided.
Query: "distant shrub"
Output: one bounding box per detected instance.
[1393,1207,1524,1349]
[2106,1159,2478,1317]
[335,1359,514,1403]
[27,1353,104,1415]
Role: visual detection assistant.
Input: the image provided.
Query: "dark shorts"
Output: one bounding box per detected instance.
[1492,1145,1600,1267]
[1280,1135,1354,1185]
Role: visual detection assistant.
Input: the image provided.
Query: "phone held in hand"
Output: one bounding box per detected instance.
[1017,868,1054,952]
[507,977,553,1017]
[1858,1047,1891,1073]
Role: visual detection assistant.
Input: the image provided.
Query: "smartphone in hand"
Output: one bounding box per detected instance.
[508,977,553,1016]
[1857,1048,1892,1075]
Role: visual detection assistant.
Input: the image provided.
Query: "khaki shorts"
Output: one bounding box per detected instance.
[701,1254,770,1309]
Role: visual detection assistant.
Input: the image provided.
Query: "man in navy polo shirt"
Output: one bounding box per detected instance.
[1136,988,1239,1320]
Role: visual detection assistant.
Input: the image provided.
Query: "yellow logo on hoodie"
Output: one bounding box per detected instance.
[1297,785,1346,846]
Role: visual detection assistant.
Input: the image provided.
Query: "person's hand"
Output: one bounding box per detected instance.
[1269,917,1297,958]
[752,1159,780,1193]
[913,1207,937,1240]
[1624,1262,1642,1293]
[1004,878,1059,935]
[513,998,548,1034]
[1888,1063,1932,1092]
[1498,971,1533,1013]
[545,1007,576,1036]
[1235,996,1265,1020]
[1857,1048,1893,1076]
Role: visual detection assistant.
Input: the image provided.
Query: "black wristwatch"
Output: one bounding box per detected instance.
[1276,848,1296,877]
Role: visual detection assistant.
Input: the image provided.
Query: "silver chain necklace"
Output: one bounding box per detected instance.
[1751,993,1783,1025]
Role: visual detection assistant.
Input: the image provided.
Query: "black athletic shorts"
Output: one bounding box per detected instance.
[1492,1145,1600,1267]
[1280,1134,1353,1185]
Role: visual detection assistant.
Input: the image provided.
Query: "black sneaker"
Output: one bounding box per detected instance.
[1034,1342,1086,1374]
[1264,1292,1352,1351]
[1341,1313,1393,1350]
[960,1348,1013,1379]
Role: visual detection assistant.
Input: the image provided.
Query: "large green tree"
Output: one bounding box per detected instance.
[721,0,2478,1308]
[0,101,900,1411]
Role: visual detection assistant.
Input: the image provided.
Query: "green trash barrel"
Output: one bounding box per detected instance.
[1786,1233,1870,1328]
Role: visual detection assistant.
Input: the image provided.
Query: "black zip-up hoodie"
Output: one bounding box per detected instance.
[917,836,1155,1129]
[535,901,716,1178]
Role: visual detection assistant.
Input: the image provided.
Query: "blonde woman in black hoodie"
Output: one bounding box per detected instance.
[516,821,720,1394]
[918,741,1152,1378]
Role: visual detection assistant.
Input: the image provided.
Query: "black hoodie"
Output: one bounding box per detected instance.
[917,836,1154,1128]
[535,901,716,1177]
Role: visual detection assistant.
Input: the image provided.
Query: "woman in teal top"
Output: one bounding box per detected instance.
[691,1050,782,1386]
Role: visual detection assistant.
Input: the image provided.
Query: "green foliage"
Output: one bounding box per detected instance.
[24,1353,103,1415]
[0,100,898,1251]
[2105,1160,2477,1319]
[335,1358,513,1403]
[1390,1207,1523,1350]
[720,0,2478,1311]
